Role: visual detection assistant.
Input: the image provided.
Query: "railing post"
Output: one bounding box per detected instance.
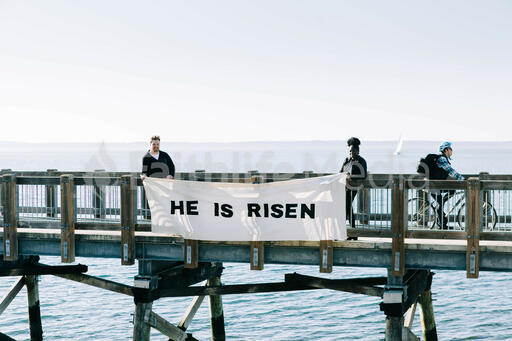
[319,240,333,273]
[93,169,106,219]
[195,170,206,182]
[46,169,58,218]
[250,175,265,270]
[2,174,18,261]
[391,178,406,276]
[184,239,199,269]
[357,187,371,225]
[121,175,137,265]
[60,175,76,263]
[466,177,480,278]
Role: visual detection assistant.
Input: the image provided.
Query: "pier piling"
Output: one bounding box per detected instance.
[25,275,43,341]
[208,276,226,341]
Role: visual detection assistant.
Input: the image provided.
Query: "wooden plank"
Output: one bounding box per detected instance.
[319,240,333,273]
[149,311,187,341]
[404,302,417,328]
[121,175,136,265]
[0,264,87,276]
[466,178,480,278]
[285,273,385,297]
[60,175,76,263]
[391,178,406,276]
[55,273,134,296]
[0,276,25,316]
[250,241,264,270]
[184,239,199,269]
[25,275,43,341]
[158,281,321,298]
[160,276,387,298]
[177,293,206,331]
[2,174,18,261]
[0,332,16,341]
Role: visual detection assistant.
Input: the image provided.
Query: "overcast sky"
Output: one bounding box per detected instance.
[1,1,511,143]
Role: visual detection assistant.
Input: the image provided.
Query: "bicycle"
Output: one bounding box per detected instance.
[408,190,497,230]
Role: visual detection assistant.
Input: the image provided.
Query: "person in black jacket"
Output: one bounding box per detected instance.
[340,137,368,234]
[141,135,175,180]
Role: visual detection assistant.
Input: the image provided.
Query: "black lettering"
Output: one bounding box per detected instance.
[221,204,233,218]
[301,203,315,219]
[270,204,284,218]
[285,204,298,218]
[247,203,261,217]
[187,201,199,215]
[214,203,220,216]
[263,203,269,217]
[170,200,185,215]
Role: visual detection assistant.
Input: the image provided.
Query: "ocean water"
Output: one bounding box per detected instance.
[1,140,512,340]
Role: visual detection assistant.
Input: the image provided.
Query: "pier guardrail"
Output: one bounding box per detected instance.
[2,170,512,275]
[1,170,512,236]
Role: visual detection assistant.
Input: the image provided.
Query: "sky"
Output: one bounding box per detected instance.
[0,1,511,143]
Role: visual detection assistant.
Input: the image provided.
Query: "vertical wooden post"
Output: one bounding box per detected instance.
[319,240,333,273]
[208,276,226,341]
[250,175,265,270]
[133,302,153,341]
[466,177,480,278]
[195,170,206,182]
[250,241,264,270]
[60,175,75,263]
[418,289,438,341]
[385,316,404,341]
[2,174,18,261]
[45,169,58,218]
[303,170,314,178]
[184,239,199,268]
[357,188,371,225]
[121,175,137,265]
[25,275,43,341]
[93,169,106,219]
[391,179,406,276]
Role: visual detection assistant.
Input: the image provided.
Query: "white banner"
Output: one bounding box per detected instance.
[143,174,347,241]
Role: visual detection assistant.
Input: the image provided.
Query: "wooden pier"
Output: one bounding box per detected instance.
[2,170,512,340]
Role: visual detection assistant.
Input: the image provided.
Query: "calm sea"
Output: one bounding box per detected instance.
[1,140,512,340]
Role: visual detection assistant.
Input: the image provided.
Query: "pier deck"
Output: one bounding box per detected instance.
[4,228,512,272]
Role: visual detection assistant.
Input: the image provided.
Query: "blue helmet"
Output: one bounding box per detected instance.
[439,141,452,153]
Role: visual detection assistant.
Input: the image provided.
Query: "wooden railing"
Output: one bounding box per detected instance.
[3,170,512,277]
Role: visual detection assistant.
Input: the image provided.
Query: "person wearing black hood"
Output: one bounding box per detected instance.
[340,137,368,236]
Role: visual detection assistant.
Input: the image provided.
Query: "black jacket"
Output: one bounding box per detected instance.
[340,155,368,179]
[142,151,175,178]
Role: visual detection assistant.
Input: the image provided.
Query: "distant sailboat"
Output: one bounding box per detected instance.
[394,135,404,155]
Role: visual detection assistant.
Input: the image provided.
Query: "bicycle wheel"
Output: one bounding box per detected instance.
[457,202,497,230]
[407,197,436,229]
[483,202,497,230]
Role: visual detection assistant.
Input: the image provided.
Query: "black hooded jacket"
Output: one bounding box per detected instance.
[340,155,368,179]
